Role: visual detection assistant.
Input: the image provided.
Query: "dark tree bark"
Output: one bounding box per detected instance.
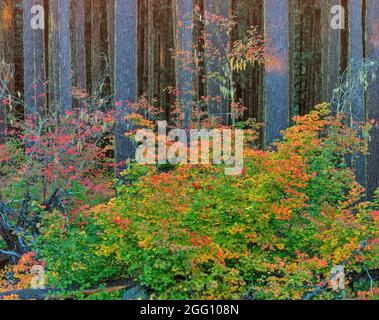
[204,0,231,123]
[139,0,148,95]
[158,0,175,115]
[71,0,86,91]
[23,0,46,117]
[321,0,342,103]
[0,0,3,61]
[114,0,138,166]
[107,0,115,93]
[348,0,366,187]
[0,0,6,144]
[297,2,305,116]
[48,0,72,113]
[1,0,14,94]
[0,0,15,143]
[91,0,102,94]
[288,0,295,121]
[176,0,193,128]
[264,0,290,145]
[147,0,156,101]
[367,0,379,197]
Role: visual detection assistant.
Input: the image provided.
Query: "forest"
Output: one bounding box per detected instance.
[0,0,378,301]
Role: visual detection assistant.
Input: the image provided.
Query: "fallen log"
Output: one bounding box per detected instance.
[0,280,136,300]
[0,288,61,300]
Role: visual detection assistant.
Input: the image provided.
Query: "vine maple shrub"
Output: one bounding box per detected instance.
[0,96,116,267]
[1,100,116,196]
[39,104,378,300]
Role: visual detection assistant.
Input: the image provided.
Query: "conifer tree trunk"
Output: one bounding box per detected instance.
[264,0,290,145]
[367,0,379,197]
[1,0,14,94]
[321,0,342,103]
[176,0,193,128]
[147,0,155,101]
[71,0,86,91]
[0,0,3,62]
[0,0,15,143]
[23,0,46,117]
[114,0,138,165]
[288,0,295,121]
[107,0,115,92]
[204,0,231,123]
[91,0,102,93]
[48,0,72,113]
[0,0,6,144]
[159,0,175,114]
[348,0,366,187]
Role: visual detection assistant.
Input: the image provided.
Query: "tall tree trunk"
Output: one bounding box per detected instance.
[0,0,6,144]
[147,0,156,101]
[1,0,14,94]
[312,8,322,107]
[297,4,305,116]
[71,0,86,91]
[176,0,193,128]
[204,0,231,123]
[288,0,295,121]
[114,0,138,166]
[264,0,290,145]
[367,0,379,197]
[348,0,366,187]
[140,0,148,95]
[91,0,102,94]
[0,0,3,62]
[321,0,342,103]
[48,0,72,113]
[23,0,46,117]
[160,0,175,117]
[0,0,15,143]
[106,0,115,93]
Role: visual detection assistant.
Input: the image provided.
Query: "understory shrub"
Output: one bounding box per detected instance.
[39,105,379,300]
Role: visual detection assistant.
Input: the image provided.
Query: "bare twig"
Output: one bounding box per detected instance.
[0,249,21,259]
[303,241,367,300]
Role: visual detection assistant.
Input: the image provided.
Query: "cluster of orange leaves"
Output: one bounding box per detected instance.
[0,253,42,300]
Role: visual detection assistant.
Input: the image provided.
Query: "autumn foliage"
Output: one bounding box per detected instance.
[37,105,378,300]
